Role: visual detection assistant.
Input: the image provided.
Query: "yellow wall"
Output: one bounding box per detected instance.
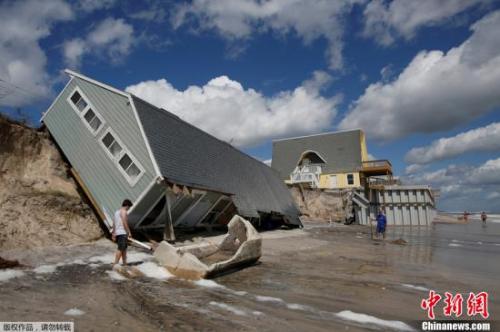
[319,172,361,189]
[360,131,369,162]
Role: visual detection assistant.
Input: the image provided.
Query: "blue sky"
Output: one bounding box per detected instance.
[1,0,500,212]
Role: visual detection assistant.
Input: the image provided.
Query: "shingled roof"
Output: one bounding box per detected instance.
[132,96,301,225]
[272,130,364,180]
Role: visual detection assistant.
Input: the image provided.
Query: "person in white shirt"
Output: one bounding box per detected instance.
[112,199,133,266]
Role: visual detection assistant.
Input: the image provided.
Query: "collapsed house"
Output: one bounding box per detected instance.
[272,130,436,225]
[41,70,301,241]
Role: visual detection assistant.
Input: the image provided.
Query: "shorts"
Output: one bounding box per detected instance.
[376,223,386,234]
[116,234,128,251]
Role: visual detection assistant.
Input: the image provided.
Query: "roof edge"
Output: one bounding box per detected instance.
[272,128,363,143]
[64,69,129,98]
[128,95,163,178]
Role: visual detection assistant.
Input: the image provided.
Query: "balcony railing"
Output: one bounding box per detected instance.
[362,159,393,176]
[367,178,401,187]
[363,160,392,169]
[289,165,322,188]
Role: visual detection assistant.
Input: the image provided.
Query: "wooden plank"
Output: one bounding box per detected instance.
[163,191,176,242]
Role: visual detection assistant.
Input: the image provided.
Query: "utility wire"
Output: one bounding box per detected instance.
[0,77,43,98]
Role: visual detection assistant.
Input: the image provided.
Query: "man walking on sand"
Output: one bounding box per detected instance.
[112,199,133,267]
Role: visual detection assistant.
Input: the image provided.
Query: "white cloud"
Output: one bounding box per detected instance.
[380,64,394,82]
[486,192,500,200]
[171,0,365,70]
[129,8,167,22]
[404,158,500,211]
[126,71,339,147]
[63,18,134,68]
[362,0,489,45]
[405,164,427,175]
[62,38,86,69]
[339,10,500,141]
[78,0,117,12]
[262,159,272,166]
[128,0,167,22]
[87,18,134,59]
[0,0,73,107]
[406,122,500,164]
[468,158,500,185]
[406,167,456,187]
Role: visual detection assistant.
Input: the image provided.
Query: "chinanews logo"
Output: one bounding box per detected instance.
[420,290,491,332]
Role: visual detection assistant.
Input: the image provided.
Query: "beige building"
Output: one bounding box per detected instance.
[271,129,392,190]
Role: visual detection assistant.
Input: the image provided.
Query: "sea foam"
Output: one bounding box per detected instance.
[336,310,414,331]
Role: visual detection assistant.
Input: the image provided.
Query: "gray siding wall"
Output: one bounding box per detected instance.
[43,77,156,219]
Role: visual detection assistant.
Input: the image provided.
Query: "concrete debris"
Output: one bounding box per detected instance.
[154,215,262,279]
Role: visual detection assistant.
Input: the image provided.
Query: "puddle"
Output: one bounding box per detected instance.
[64,308,85,316]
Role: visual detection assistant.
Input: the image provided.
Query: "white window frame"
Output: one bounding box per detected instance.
[66,86,105,136]
[99,127,145,187]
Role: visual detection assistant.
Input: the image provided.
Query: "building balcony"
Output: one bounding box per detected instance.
[288,165,322,188]
[362,160,393,176]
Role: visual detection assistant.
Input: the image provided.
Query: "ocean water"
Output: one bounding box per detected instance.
[470,213,500,223]
[386,218,500,286]
[445,213,500,223]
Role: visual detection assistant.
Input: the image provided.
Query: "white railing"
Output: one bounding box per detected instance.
[289,165,322,188]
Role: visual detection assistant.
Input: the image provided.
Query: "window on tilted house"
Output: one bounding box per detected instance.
[70,91,87,112]
[83,108,102,132]
[119,153,141,180]
[102,132,122,157]
[67,88,104,135]
[100,129,143,185]
[347,173,354,185]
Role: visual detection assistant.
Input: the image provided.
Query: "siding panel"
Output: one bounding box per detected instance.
[43,77,155,220]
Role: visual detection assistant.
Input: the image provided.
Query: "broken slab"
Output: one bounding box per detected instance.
[153,215,262,279]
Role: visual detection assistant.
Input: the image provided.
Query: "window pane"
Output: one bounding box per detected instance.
[89,116,102,131]
[109,141,122,157]
[126,163,141,179]
[75,97,87,112]
[119,154,132,170]
[347,174,354,185]
[102,133,114,148]
[84,108,96,123]
[70,91,81,104]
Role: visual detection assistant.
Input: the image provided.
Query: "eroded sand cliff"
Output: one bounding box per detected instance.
[0,115,102,250]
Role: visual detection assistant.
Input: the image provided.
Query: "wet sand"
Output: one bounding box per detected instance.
[1,221,499,331]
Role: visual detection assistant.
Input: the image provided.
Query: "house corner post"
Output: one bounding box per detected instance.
[164,190,176,242]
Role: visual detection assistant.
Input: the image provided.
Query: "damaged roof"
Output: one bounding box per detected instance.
[132,96,301,224]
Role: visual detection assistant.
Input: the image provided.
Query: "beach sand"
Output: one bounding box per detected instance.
[0,220,498,331]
